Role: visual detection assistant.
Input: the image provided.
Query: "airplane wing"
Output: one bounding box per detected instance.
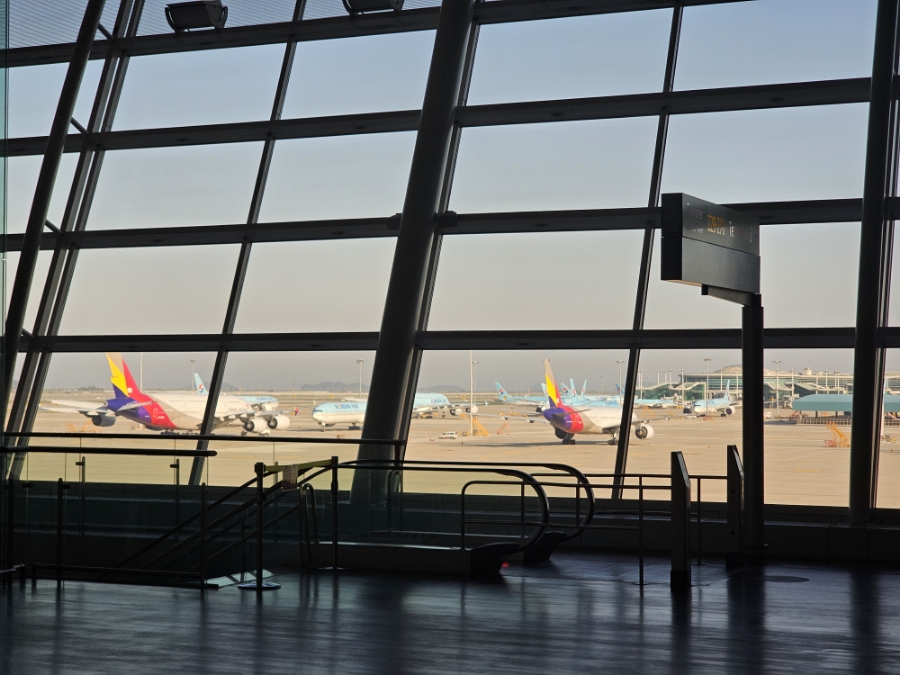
[44,399,113,418]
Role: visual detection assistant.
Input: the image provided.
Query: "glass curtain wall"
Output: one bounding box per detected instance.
[1,0,891,516]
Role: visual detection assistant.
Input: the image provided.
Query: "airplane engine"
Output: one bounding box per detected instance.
[244,418,269,434]
[92,415,116,428]
[535,405,545,413]
[260,403,276,412]
[724,407,735,415]
[469,405,479,415]
[634,424,654,440]
[450,407,463,416]
[267,415,290,430]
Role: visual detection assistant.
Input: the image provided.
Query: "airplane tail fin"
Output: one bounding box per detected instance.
[581,380,587,397]
[570,379,577,398]
[544,359,561,407]
[194,372,207,395]
[494,382,509,401]
[106,353,142,401]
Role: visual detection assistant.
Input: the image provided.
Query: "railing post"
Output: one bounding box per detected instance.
[696,477,703,566]
[256,464,264,590]
[56,478,70,587]
[726,445,745,569]
[199,482,207,588]
[240,461,279,590]
[5,478,14,578]
[76,457,85,535]
[670,452,691,590]
[331,456,339,571]
[171,459,180,527]
[638,476,644,587]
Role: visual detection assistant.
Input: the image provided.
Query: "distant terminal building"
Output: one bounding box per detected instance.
[636,365,900,406]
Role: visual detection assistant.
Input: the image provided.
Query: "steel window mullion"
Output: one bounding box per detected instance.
[20,327,856,354]
[613,4,682,498]
[190,0,307,485]
[850,0,900,524]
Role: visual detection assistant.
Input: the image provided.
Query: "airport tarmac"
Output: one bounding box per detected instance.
[15,391,900,508]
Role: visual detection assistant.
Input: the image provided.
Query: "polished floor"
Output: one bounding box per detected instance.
[1,552,899,674]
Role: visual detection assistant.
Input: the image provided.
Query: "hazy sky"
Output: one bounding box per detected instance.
[5,0,883,391]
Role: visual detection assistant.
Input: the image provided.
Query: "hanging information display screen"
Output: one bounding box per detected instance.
[661,193,760,294]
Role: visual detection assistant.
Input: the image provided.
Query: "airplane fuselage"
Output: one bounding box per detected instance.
[312,393,453,428]
[108,392,256,431]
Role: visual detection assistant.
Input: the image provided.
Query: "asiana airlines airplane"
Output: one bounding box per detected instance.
[43,353,290,435]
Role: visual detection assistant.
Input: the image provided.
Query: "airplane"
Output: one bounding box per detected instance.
[684,380,737,416]
[495,382,544,406]
[496,380,621,412]
[541,359,654,445]
[312,393,477,430]
[43,353,291,435]
[617,384,678,409]
[193,373,279,411]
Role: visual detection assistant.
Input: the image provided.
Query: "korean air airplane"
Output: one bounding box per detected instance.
[193,373,279,411]
[312,393,473,430]
[684,381,737,416]
[44,353,290,435]
[541,360,654,445]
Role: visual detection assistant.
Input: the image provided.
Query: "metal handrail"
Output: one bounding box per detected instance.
[343,463,551,555]
[348,458,595,543]
[460,479,550,551]
[6,431,406,445]
[0,445,216,457]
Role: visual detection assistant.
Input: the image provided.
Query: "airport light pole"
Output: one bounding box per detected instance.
[616,360,625,398]
[680,368,685,404]
[469,351,476,438]
[704,358,711,404]
[773,360,782,408]
[356,359,364,398]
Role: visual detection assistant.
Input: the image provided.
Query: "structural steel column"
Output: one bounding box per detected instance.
[394,23,480,450]
[2,0,107,419]
[189,0,307,486]
[613,5,683,497]
[358,0,475,482]
[849,0,900,525]
[742,295,764,558]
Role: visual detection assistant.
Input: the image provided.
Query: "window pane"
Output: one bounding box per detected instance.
[662,105,868,204]
[468,11,672,105]
[631,349,742,502]
[412,349,630,496]
[428,231,642,330]
[208,351,379,485]
[8,154,78,234]
[234,239,395,333]
[766,348,852,507]
[676,0,877,90]
[28,352,218,484]
[259,133,416,222]
[58,246,239,335]
[761,223,859,328]
[114,46,285,130]
[450,119,659,212]
[9,61,102,138]
[87,144,263,229]
[283,32,435,118]
[4,250,52,334]
[877,351,900,508]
